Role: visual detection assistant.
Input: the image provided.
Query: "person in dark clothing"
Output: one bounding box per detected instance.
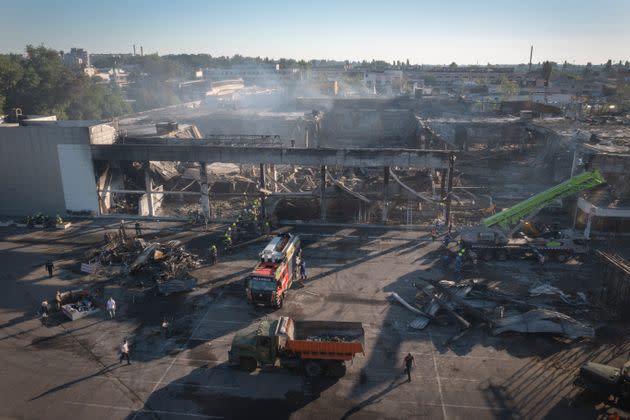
[299,259,306,280]
[45,261,54,278]
[403,353,415,382]
[209,244,218,265]
[135,222,142,236]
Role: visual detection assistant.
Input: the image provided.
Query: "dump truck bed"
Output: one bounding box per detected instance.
[285,320,365,360]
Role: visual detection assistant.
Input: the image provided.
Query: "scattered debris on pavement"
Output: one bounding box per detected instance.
[391,276,597,342]
[84,233,201,294]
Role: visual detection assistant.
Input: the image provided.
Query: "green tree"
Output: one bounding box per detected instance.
[541,61,553,86]
[0,45,130,119]
[604,59,613,72]
[498,76,519,100]
[583,62,593,76]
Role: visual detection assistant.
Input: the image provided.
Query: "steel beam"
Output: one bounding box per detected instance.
[91,143,452,169]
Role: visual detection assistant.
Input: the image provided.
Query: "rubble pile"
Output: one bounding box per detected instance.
[85,233,201,294]
[392,277,596,342]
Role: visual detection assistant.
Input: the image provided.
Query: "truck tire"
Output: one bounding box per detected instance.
[275,292,284,309]
[556,253,568,263]
[304,360,322,377]
[497,250,508,261]
[482,250,494,261]
[328,361,346,378]
[239,357,257,373]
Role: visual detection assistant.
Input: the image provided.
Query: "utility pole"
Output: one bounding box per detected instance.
[528,45,533,73]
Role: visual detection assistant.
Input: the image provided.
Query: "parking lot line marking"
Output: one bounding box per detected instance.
[189,337,233,343]
[438,376,481,382]
[429,331,448,420]
[149,291,224,398]
[64,401,223,418]
[442,403,507,412]
[198,319,251,325]
[109,376,239,391]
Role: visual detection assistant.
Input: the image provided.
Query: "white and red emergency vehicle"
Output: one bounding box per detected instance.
[245,233,301,308]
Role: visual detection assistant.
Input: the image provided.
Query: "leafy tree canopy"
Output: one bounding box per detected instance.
[0,45,130,119]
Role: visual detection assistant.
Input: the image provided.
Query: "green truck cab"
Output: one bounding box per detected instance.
[228,319,279,372]
[228,316,364,377]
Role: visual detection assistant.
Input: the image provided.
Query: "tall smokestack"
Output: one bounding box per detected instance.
[528,45,533,73]
[140,46,144,56]
[133,44,136,56]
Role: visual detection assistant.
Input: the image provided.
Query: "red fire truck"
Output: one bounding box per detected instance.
[245,233,301,308]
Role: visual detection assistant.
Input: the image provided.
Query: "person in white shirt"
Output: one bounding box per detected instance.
[119,339,130,365]
[106,297,116,319]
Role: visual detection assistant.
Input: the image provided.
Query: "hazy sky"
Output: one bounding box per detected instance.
[1,0,629,64]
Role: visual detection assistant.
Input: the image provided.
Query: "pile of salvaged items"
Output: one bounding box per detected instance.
[85,233,201,295]
[391,278,595,344]
[56,289,100,321]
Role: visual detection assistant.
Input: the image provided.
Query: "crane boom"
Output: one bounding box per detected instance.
[482,170,605,231]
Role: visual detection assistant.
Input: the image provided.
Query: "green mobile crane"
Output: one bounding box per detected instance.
[460,170,605,262]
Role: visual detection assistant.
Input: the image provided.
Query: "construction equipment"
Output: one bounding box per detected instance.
[574,360,630,402]
[245,233,301,308]
[228,316,364,377]
[482,170,605,238]
[461,170,605,262]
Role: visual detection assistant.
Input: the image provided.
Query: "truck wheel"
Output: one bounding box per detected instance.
[275,293,284,309]
[239,357,257,373]
[328,361,346,378]
[497,251,508,261]
[483,250,494,261]
[304,361,322,377]
[556,253,568,263]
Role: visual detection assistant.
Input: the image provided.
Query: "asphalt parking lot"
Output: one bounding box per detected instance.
[0,221,628,419]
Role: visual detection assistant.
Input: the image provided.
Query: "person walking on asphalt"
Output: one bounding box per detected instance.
[106,297,116,319]
[431,227,438,242]
[40,300,50,326]
[119,339,131,365]
[299,258,307,281]
[404,353,415,382]
[135,222,142,236]
[45,260,54,278]
[209,244,218,265]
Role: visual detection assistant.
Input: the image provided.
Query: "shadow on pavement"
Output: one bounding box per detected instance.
[126,363,340,420]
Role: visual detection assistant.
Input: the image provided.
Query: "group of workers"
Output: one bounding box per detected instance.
[432,217,471,275]
[209,198,273,261]
[116,220,143,240]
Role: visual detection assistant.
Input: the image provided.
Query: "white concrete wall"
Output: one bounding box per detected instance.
[0,124,96,216]
[57,144,99,213]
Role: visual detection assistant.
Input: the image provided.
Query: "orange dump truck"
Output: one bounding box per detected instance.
[229,316,364,377]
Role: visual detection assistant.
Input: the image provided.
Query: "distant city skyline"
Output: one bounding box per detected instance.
[1,0,629,65]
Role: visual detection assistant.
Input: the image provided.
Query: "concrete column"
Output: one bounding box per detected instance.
[270,164,277,193]
[439,169,447,198]
[584,213,593,240]
[199,162,210,219]
[444,154,455,227]
[259,163,266,220]
[320,165,327,221]
[382,166,390,223]
[144,161,154,216]
[570,150,581,228]
[570,149,580,178]
[304,128,309,148]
